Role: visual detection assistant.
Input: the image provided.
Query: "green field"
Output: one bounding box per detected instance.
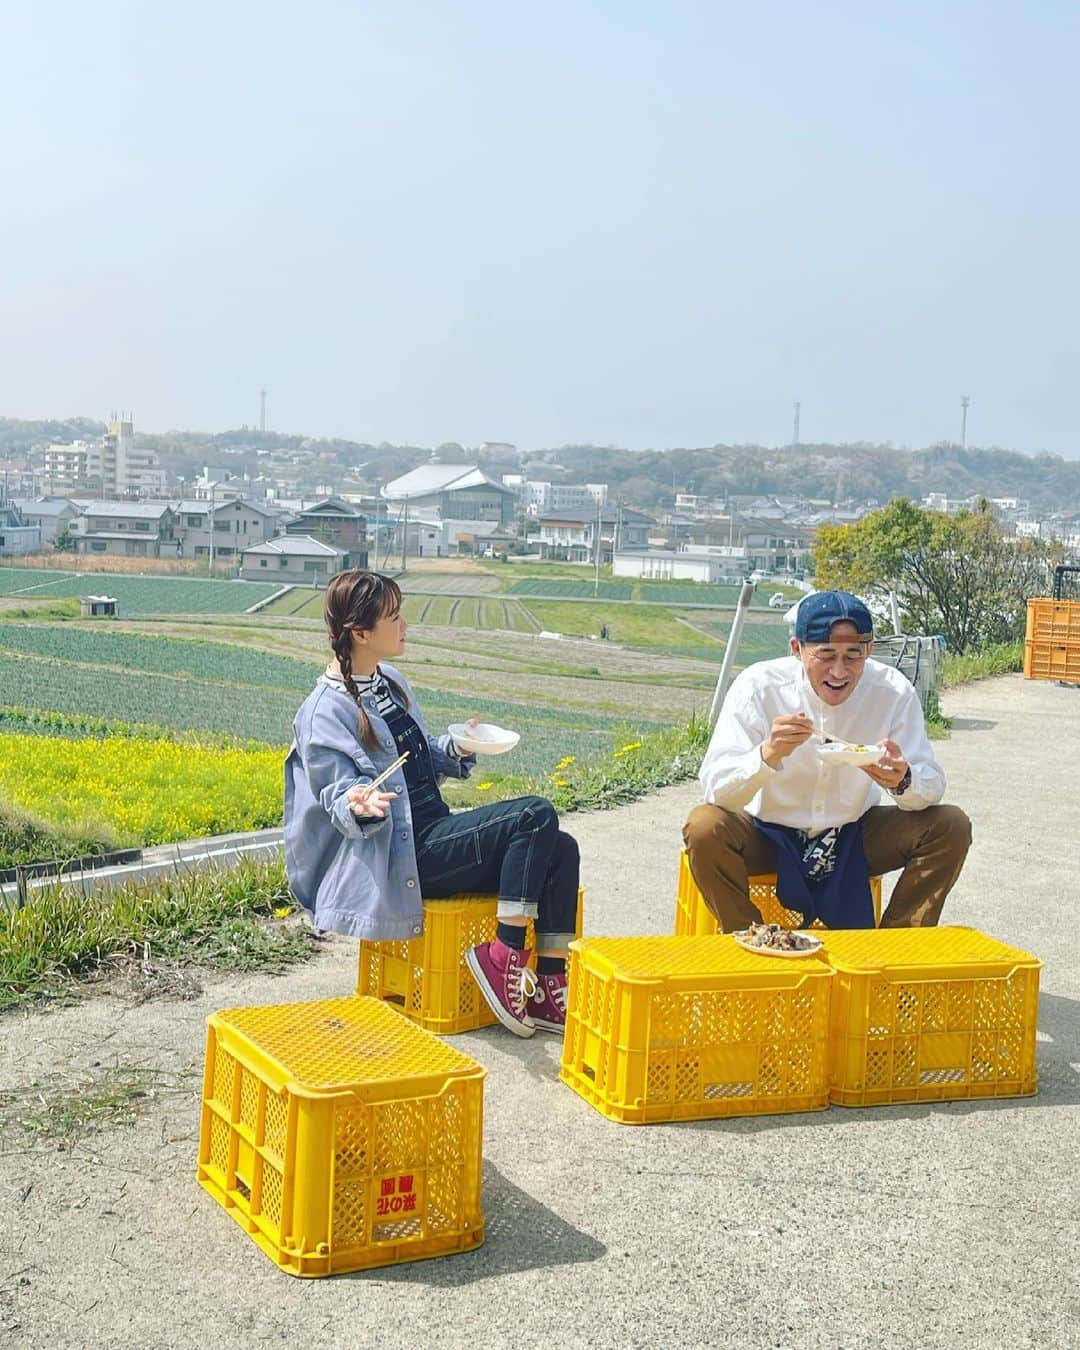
[507,578,636,601]
[278,591,540,632]
[0,630,655,774]
[0,568,278,614]
[0,623,320,689]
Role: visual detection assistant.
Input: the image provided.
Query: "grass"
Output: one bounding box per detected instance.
[941,642,1024,688]
[0,857,315,1011]
[0,597,81,620]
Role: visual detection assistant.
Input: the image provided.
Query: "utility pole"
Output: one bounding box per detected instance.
[593,496,603,597]
[960,395,970,449]
[792,401,801,451]
[401,497,408,572]
[208,481,216,576]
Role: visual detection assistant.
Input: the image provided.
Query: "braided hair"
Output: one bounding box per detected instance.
[324,569,408,749]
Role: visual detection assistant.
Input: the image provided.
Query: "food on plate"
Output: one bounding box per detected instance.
[735,922,819,952]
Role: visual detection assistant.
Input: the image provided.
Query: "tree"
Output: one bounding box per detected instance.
[812,498,1059,653]
[52,529,77,553]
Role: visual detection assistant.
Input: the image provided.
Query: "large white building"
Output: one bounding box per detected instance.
[502,476,608,517]
[612,548,746,584]
[382,464,517,524]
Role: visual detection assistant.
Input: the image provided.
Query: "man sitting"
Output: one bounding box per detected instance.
[684,590,971,930]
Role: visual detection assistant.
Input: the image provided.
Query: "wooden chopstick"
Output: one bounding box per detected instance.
[366,751,409,793]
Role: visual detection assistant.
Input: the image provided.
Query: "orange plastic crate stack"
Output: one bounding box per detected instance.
[674,850,882,935]
[1024,597,1080,681]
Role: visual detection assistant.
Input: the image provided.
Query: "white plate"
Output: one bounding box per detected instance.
[817,741,885,767]
[448,722,521,756]
[732,932,824,959]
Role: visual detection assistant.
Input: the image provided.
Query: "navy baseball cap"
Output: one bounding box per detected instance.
[794,590,874,643]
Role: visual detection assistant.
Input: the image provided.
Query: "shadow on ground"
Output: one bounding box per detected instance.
[354,1160,606,1287]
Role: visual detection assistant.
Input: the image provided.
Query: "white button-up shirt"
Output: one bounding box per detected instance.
[699,656,946,832]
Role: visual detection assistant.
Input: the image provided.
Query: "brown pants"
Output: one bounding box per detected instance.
[682,804,973,931]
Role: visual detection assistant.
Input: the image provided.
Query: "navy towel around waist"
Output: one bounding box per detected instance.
[750,816,875,929]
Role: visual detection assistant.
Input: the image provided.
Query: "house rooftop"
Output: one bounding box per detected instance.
[75,501,173,519]
[241,534,346,558]
[11,497,78,517]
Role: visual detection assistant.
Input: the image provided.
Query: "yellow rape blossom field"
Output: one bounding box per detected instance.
[0,733,283,850]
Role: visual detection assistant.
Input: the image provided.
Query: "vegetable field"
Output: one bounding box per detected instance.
[507,578,636,601]
[0,568,278,614]
[0,628,654,771]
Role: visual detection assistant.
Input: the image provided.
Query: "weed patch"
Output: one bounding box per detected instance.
[0,1064,197,1147]
[0,859,315,1011]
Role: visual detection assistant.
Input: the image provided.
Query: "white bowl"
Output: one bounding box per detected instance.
[817,742,885,767]
[732,932,824,959]
[448,722,521,756]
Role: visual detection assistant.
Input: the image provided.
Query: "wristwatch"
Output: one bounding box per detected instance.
[889,766,912,797]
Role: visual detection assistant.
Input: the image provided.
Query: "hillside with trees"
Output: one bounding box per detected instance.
[3,417,1078,512]
[531,443,1080,512]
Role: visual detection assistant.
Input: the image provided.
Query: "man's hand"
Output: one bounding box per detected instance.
[863,739,909,791]
[761,713,814,769]
[346,785,398,819]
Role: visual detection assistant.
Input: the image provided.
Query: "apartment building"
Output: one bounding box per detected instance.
[503,477,609,517]
[42,420,165,497]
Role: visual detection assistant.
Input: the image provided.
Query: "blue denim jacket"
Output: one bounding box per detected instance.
[283,663,474,940]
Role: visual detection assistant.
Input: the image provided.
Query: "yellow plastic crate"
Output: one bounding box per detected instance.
[357,888,584,1035]
[818,927,1041,1107]
[1026,597,1080,644]
[1024,639,1080,682]
[675,850,882,935]
[560,935,834,1124]
[197,996,485,1276]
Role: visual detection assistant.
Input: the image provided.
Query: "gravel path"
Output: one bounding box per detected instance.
[1,674,1077,1349]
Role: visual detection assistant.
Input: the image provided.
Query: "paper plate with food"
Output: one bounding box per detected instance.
[733,923,824,958]
[448,722,521,756]
[817,739,886,767]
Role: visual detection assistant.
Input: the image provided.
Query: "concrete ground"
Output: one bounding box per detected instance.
[1,674,1078,1349]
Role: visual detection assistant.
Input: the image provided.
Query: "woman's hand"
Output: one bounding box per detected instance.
[346,785,397,819]
[450,717,480,754]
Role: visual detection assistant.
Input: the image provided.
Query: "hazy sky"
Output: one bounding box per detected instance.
[3,2,1078,455]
